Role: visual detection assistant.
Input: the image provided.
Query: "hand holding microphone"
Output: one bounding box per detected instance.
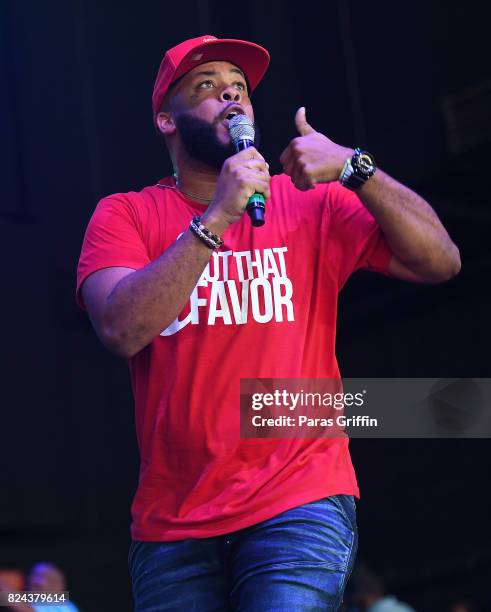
[201,117,270,233]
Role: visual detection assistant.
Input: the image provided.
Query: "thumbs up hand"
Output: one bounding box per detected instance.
[280,107,353,191]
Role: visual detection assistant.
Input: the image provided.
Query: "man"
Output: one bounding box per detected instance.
[76,35,460,611]
[25,563,79,612]
[348,566,416,611]
[0,563,79,612]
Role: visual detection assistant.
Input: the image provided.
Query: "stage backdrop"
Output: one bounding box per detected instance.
[1,1,490,610]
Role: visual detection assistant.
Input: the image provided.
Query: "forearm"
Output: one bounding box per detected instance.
[358,169,461,280]
[104,226,216,357]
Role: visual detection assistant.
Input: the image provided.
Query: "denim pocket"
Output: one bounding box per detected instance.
[329,495,357,535]
[128,540,156,583]
[128,540,141,580]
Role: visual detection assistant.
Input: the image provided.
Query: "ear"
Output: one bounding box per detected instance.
[156,111,176,137]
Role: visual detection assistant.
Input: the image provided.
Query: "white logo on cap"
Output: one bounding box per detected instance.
[202,37,215,42]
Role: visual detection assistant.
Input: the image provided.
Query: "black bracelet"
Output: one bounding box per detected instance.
[189,216,223,249]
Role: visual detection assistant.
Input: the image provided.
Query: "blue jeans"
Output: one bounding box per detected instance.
[128,494,358,611]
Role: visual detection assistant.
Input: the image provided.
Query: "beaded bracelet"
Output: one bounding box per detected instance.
[189,215,224,250]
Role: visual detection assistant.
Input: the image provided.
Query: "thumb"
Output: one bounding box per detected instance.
[295,106,315,136]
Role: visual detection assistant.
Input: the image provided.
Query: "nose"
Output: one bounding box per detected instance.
[220,85,241,103]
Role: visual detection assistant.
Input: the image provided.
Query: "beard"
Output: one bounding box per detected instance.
[175,112,262,172]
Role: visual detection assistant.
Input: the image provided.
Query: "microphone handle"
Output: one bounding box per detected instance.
[235,139,265,227]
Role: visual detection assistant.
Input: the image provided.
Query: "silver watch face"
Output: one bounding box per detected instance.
[357,152,375,173]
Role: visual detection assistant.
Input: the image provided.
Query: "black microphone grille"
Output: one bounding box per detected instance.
[229,114,255,145]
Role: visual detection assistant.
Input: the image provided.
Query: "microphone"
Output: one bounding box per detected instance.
[228,114,265,227]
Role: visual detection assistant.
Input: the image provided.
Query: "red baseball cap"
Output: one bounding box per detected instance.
[152,34,270,119]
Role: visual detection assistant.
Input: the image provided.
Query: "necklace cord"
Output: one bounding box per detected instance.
[156,176,213,203]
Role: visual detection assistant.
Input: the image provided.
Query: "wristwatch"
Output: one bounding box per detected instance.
[339,148,376,191]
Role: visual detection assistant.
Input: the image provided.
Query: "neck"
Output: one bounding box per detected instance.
[173,153,220,203]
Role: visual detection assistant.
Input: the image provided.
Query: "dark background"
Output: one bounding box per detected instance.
[1,0,490,610]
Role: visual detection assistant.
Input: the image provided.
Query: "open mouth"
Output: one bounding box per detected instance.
[222,105,245,124]
[225,110,240,121]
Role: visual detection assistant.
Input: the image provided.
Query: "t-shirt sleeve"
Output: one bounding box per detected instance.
[326,182,392,288]
[76,195,152,310]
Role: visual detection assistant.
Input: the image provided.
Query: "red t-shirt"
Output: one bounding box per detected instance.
[76,173,391,541]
